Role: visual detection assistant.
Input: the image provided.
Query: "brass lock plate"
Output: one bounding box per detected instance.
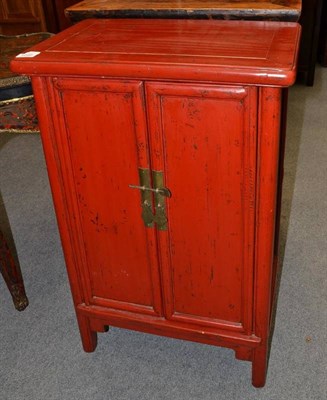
[129,168,170,230]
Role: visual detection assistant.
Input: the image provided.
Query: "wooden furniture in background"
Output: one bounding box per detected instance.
[11,18,301,387]
[0,0,79,34]
[0,32,52,132]
[298,0,324,85]
[66,0,302,21]
[0,31,51,311]
[0,229,28,310]
[41,0,79,32]
[0,0,47,34]
[318,0,327,67]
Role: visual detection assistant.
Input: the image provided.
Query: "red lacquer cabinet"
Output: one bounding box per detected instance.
[11,19,301,387]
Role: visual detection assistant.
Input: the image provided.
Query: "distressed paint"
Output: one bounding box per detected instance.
[10,19,301,87]
[145,82,257,333]
[11,19,301,387]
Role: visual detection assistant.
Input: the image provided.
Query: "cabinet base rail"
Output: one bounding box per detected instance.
[76,305,268,387]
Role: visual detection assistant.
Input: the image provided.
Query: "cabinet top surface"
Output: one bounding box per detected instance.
[11,19,301,86]
[66,1,302,22]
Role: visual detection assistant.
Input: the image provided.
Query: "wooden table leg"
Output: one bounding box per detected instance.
[0,230,28,311]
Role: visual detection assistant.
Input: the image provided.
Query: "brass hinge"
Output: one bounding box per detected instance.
[129,168,171,230]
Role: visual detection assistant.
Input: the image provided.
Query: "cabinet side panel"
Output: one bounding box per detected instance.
[146,83,257,332]
[251,86,282,388]
[253,87,282,340]
[30,76,85,306]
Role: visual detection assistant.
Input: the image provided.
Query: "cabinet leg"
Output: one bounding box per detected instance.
[252,346,269,388]
[77,314,98,352]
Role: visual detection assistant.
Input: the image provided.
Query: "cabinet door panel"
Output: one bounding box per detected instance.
[146,83,257,332]
[52,78,162,316]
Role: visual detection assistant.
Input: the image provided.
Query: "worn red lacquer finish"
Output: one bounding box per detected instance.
[11,19,301,387]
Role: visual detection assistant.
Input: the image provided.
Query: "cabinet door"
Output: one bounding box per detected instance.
[146,83,257,333]
[52,78,162,317]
